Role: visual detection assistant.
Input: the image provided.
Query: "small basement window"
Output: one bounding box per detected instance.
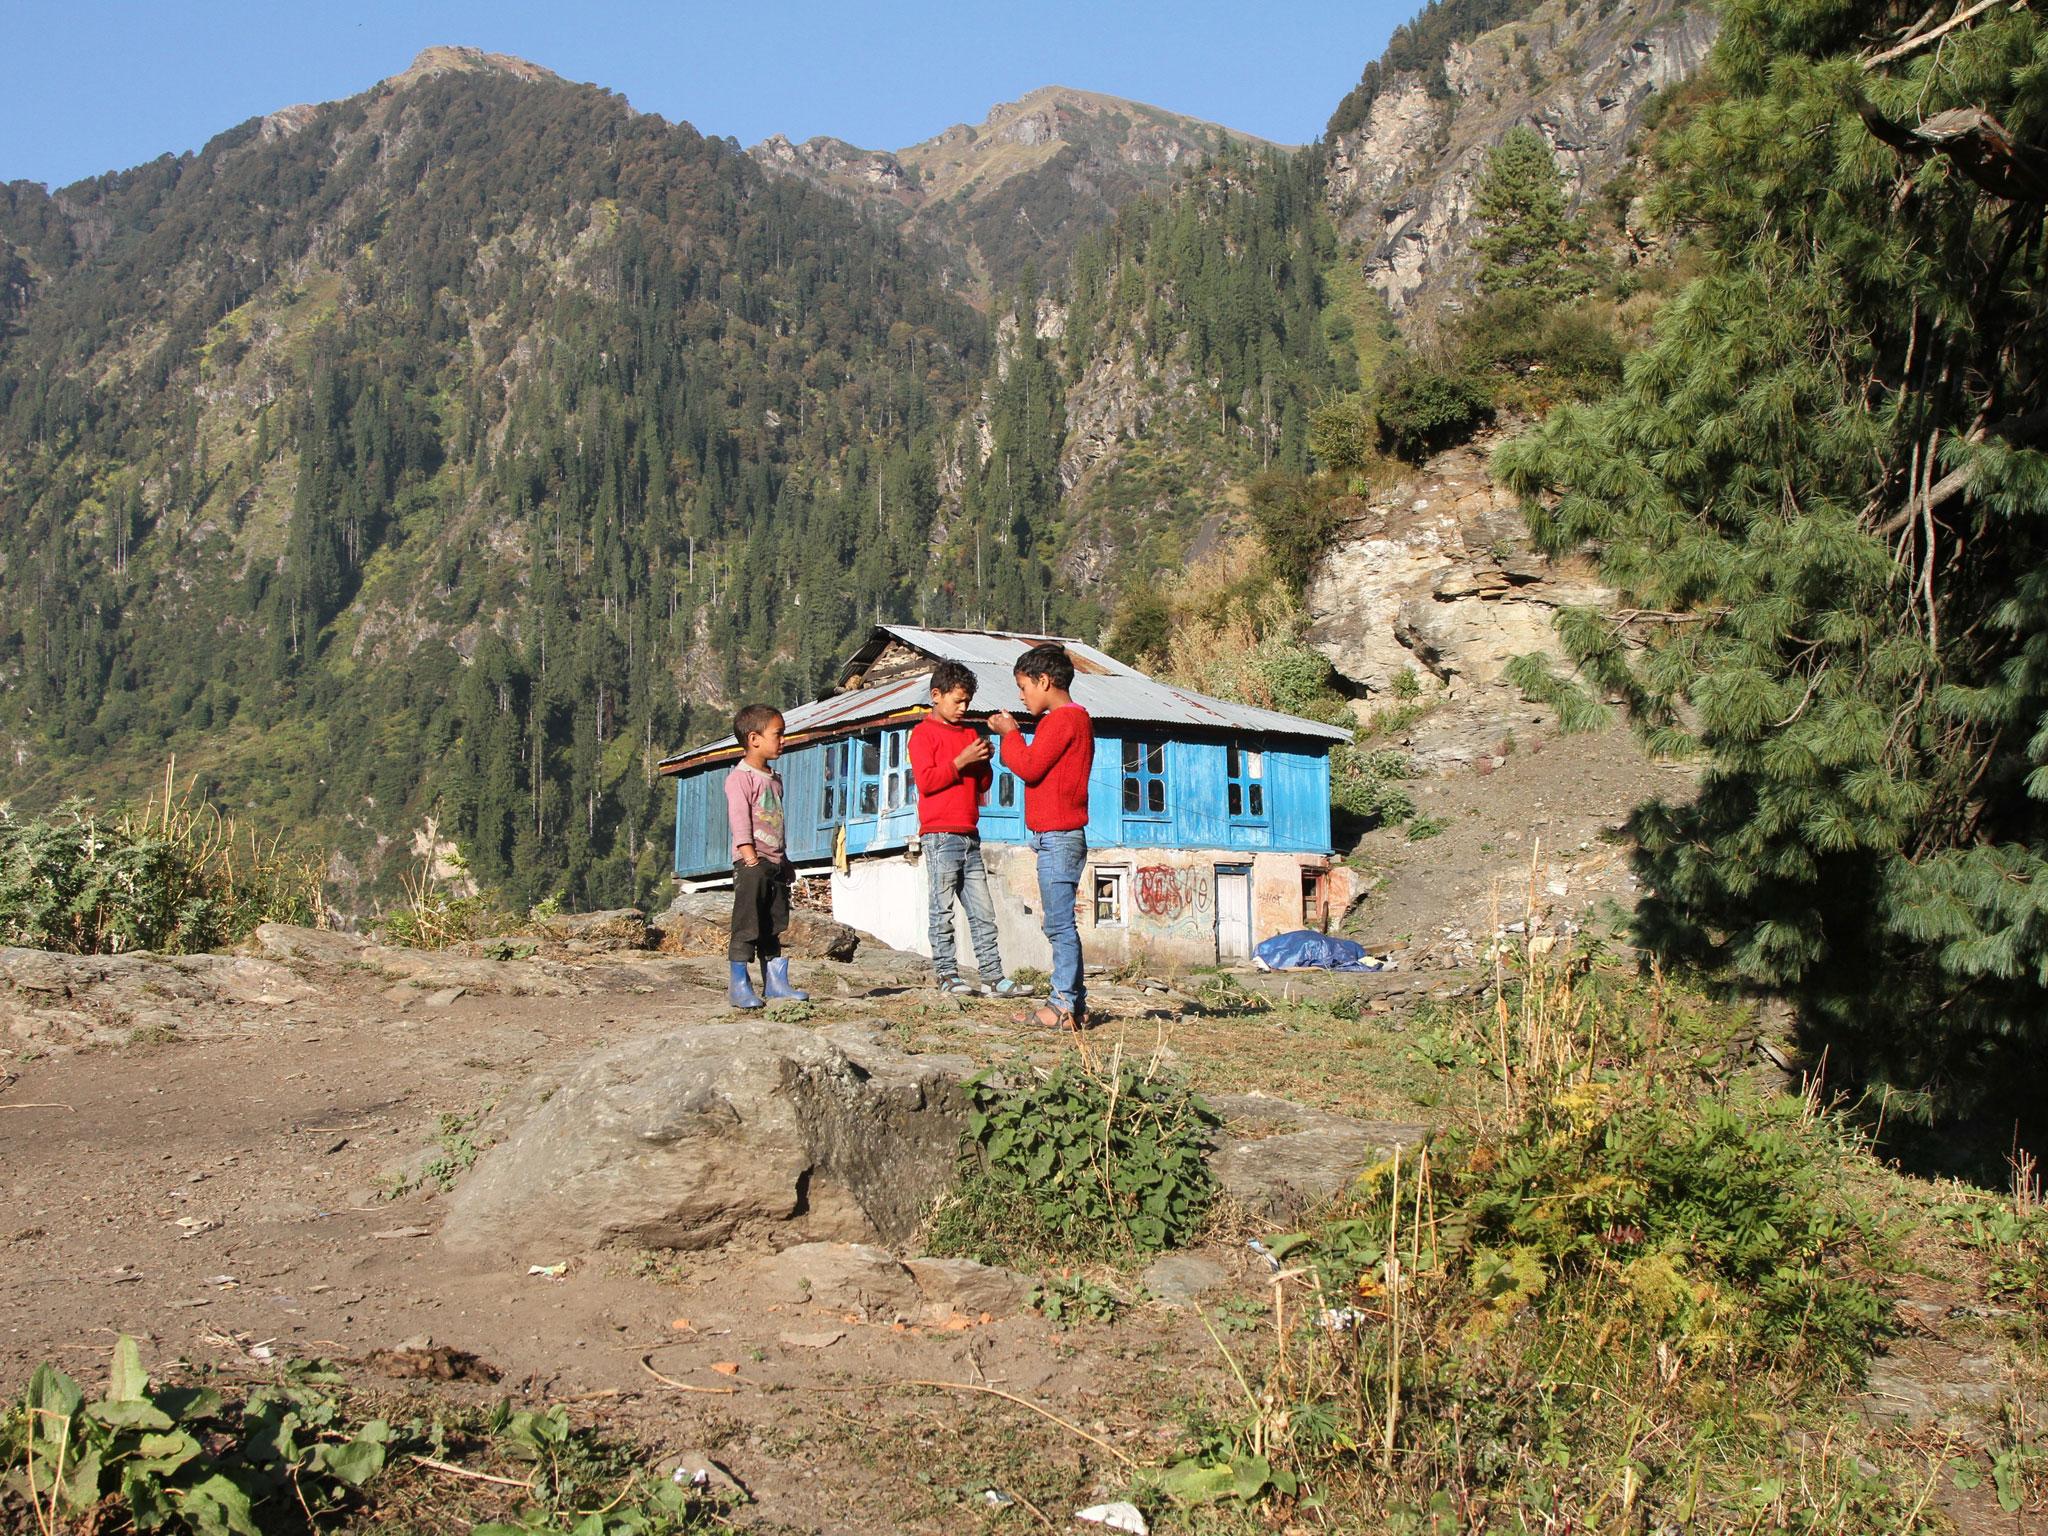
[1093,867,1129,927]
[1302,868,1329,932]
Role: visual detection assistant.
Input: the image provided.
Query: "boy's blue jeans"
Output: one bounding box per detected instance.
[1029,829,1088,1016]
[925,832,1005,983]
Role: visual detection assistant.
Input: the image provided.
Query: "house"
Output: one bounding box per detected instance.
[659,626,1357,967]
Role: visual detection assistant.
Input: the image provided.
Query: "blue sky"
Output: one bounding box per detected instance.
[2,2,1409,189]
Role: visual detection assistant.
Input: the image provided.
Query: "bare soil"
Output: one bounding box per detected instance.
[0,953,1299,1532]
[3,724,2040,1533]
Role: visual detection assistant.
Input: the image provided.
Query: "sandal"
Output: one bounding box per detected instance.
[1017,1002,1079,1030]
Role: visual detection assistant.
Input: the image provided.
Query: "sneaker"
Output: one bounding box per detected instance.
[938,976,979,996]
[988,976,1026,999]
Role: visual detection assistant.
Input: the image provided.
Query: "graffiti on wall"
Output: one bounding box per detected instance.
[1135,865,1211,933]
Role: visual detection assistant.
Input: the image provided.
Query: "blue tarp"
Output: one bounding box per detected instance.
[1254,929,1387,972]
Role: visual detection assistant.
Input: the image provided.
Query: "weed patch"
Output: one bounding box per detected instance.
[1030,1272,1126,1324]
[0,769,322,956]
[1147,942,1922,1532]
[0,1339,726,1535]
[932,1051,1220,1265]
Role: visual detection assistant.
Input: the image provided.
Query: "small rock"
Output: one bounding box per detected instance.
[904,1256,1035,1318]
[753,1242,923,1318]
[1139,1253,1228,1305]
[778,1329,846,1349]
[669,1451,743,1496]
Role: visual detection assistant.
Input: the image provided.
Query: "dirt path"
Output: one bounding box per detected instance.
[1344,721,1689,967]
[1,960,1263,1532]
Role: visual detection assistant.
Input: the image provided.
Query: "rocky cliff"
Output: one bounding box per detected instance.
[1326,0,1715,316]
[1307,424,1613,771]
[753,87,1291,301]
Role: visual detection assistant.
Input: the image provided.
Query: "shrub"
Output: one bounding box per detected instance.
[1333,746,1417,829]
[1245,471,1347,593]
[1533,304,1625,392]
[0,783,322,956]
[941,1055,1221,1261]
[1307,395,1374,477]
[1155,947,1904,1531]
[1375,362,1493,460]
[377,864,513,950]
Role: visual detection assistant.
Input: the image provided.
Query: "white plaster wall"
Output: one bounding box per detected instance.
[831,844,1336,975]
[829,847,1054,979]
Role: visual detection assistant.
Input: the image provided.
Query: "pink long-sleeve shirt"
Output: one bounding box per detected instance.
[724,761,787,862]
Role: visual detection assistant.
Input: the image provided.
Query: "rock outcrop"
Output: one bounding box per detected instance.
[1211,1092,1428,1215]
[0,946,321,1053]
[656,891,862,962]
[1305,426,1613,769]
[1326,0,1717,315]
[439,1022,973,1260]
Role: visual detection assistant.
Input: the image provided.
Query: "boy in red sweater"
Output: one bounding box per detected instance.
[989,643,1094,1027]
[909,660,1020,997]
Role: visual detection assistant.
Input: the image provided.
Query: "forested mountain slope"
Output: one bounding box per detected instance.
[0,48,993,909]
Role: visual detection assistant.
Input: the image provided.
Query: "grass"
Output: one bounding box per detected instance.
[1103,937,1968,1534]
[0,760,324,956]
[875,930,2029,1532]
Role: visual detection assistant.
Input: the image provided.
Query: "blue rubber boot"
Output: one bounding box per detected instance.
[728,961,764,1010]
[762,957,809,1002]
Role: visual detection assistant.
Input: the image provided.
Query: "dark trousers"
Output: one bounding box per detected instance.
[729,859,792,962]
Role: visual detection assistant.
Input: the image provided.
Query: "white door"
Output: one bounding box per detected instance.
[1216,868,1252,962]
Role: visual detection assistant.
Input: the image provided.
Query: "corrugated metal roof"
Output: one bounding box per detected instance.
[659,625,1350,773]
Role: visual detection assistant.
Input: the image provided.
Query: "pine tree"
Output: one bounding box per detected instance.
[1471,126,1595,303]
[1493,0,2048,1124]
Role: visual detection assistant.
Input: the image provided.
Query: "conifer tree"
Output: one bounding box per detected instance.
[1493,0,2048,1123]
[1471,125,1594,303]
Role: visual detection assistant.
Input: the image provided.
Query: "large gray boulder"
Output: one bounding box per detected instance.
[657,890,861,961]
[440,1022,972,1260]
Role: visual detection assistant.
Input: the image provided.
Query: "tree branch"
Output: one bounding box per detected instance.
[1855,96,2048,202]
[1862,0,2005,70]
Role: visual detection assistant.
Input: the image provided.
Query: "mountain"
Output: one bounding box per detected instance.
[1323,0,1715,315]
[0,47,996,909]
[0,5,1724,919]
[751,86,1294,301]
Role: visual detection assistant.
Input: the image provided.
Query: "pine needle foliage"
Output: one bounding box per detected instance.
[1472,126,1601,304]
[1491,0,2048,1122]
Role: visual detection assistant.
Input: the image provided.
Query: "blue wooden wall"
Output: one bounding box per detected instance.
[672,725,1333,879]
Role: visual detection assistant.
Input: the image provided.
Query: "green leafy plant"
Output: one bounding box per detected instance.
[0,777,322,957]
[950,1055,1221,1260]
[1,1338,725,1535]
[1029,1272,1125,1324]
[1333,746,1417,829]
[3,1336,389,1536]
[1374,361,1493,461]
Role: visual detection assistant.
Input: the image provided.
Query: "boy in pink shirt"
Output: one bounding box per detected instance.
[725,703,806,1010]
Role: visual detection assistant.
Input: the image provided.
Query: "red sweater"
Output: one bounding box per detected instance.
[1000,703,1094,832]
[910,716,991,835]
